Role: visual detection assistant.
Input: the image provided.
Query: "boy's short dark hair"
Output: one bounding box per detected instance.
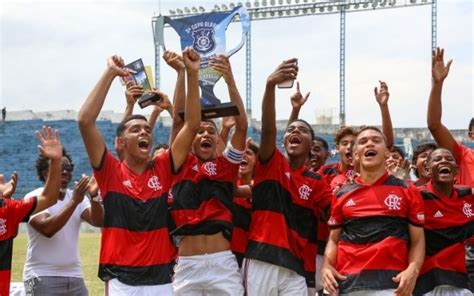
[313,136,329,151]
[116,114,148,137]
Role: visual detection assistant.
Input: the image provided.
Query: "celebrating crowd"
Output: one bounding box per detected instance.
[0,47,473,296]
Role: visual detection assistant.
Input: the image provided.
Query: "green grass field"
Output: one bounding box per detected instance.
[11,233,104,295]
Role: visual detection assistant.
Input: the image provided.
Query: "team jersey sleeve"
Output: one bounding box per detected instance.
[312,178,333,215]
[406,184,425,227]
[222,144,245,165]
[328,194,343,229]
[93,149,119,198]
[12,197,37,224]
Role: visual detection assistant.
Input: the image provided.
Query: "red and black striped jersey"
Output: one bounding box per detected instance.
[169,148,241,239]
[93,149,177,286]
[230,179,252,267]
[328,172,424,294]
[246,149,332,287]
[414,182,474,295]
[0,196,37,296]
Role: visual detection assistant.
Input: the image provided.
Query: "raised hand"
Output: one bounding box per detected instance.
[209,55,235,85]
[0,173,18,199]
[183,47,201,72]
[106,55,129,77]
[148,89,172,111]
[87,176,99,198]
[222,116,236,130]
[267,58,298,87]
[35,126,62,161]
[374,80,389,106]
[163,50,185,72]
[71,175,91,205]
[432,47,453,83]
[290,81,310,109]
[125,83,144,105]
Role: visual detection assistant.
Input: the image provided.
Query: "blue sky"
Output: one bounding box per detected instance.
[1,0,472,128]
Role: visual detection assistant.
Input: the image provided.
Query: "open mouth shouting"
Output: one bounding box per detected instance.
[438,165,452,177]
[364,149,377,159]
[138,139,150,152]
[289,135,302,147]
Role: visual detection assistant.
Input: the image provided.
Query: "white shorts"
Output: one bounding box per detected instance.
[315,254,324,291]
[423,285,473,296]
[172,250,243,296]
[105,278,173,296]
[243,258,307,296]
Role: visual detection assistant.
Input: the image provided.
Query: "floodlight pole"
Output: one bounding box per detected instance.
[339,6,346,126]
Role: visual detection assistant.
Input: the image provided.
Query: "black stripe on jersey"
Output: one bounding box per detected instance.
[420,191,439,200]
[103,191,170,231]
[252,180,317,242]
[302,170,322,180]
[338,269,399,293]
[305,270,316,288]
[456,187,473,198]
[171,219,233,239]
[323,167,339,175]
[414,268,469,295]
[233,203,251,230]
[425,221,474,256]
[0,239,13,270]
[246,240,305,277]
[340,216,409,244]
[335,183,362,198]
[98,261,175,286]
[317,240,327,255]
[171,179,234,210]
[383,175,408,188]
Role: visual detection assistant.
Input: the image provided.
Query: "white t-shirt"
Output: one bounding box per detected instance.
[23,187,91,280]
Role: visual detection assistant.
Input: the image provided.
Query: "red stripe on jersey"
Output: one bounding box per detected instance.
[100,227,177,266]
[231,227,248,255]
[0,269,11,296]
[336,236,409,275]
[420,242,466,275]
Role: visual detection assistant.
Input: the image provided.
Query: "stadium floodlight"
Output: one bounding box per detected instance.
[253,11,259,17]
[270,0,276,5]
[278,0,283,4]
[286,0,292,4]
[328,6,333,11]
[295,0,300,3]
[262,11,267,17]
[262,0,267,6]
[389,0,396,6]
[191,6,198,13]
[184,7,191,13]
[294,8,300,14]
[169,9,176,15]
[372,1,377,8]
[199,6,205,12]
[222,4,228,10]
[410,0,416,3]
[302,8,307,13]
[285,9,291,15]
[354,3,360,9]
[245,1,251,8]
[214,4,221,11]
[254,1,259,7]
[176,8,184,14]
[363,2,369,8]
[380,0,387,7]
[310,7,315,13]
[230,2,236,9]
[270,10,275,16]
[319,6,325,12]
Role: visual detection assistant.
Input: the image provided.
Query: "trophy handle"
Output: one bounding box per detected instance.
[225,6,250,57]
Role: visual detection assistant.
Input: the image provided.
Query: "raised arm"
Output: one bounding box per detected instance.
[122,83,143,120]
[170,47,201,171]
[288,81,310,124]
[210,55,247,151]
[0,172,18,199]
[30,176,90,238]
[427,47,455,152]
[78,56,128,167]
[374,80,394,149]
[33,127,63,215]
[260,59,298,162]
[163,50,186,145]
[147,90,174,131]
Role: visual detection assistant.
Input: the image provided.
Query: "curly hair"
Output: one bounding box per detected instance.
[411,142,437,178]
[334,126,358,146]
[36,147,73,182]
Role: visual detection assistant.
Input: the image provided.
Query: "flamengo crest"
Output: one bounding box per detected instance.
[463,202,473,218]
[192,28,216,54]
[204,162,217,176]
[384,194,401,210]
[0,218,6,235]
[299,184,312,200]
[147,176,163,191]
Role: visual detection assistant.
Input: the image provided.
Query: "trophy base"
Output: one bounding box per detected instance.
[179,102,240,120]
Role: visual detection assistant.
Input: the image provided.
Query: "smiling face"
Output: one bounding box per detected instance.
[192,121,219,161]
[309,139,329,171]
[239,146,257,177]
[284,121,313,159]
[428,148,458,185]
[414,148,434,180]
[117,118,153,163]
[42,156,73,194]
[354,128,388,171]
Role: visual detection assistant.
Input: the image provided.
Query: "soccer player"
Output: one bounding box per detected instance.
[415,148,473,295]
[23,148,103,295]
[411,143,437,186]
[0,126,62,296]
[244,59,332,295]
[322,126,425,296]
[77,49,200,295]
[427,47,474,288]
[169,54,247,295]
[309,137,330,173]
